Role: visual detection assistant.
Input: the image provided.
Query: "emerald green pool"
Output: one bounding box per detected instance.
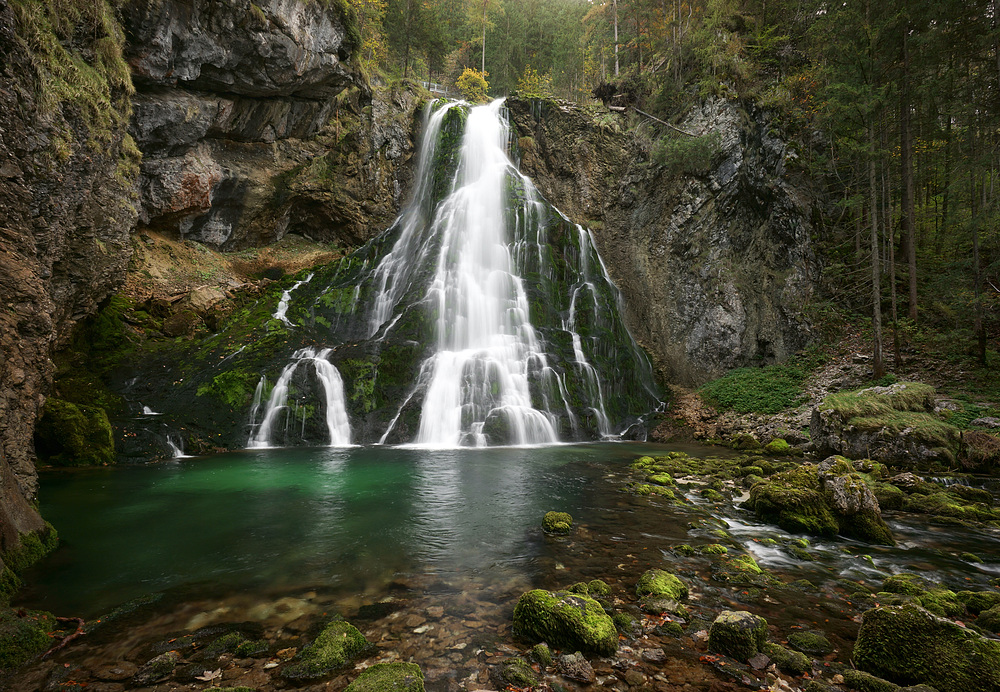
[20,443,671,617]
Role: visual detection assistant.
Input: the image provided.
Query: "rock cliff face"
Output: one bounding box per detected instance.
[124,0,414,251]
[509,98,818,385]
[0,0,138,575]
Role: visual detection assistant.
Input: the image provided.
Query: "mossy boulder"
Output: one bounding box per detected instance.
[512,589,617,656]
[0,608,57,669]
[708,610,768,662]
[745,464,839,537]
[488,658,537,689]
[764,438,793,455]
[282,620,369,680]
[762,642,810,675]
[787,630,832,656]
[713,553,776,586]
[958,590,1000,615]
[542,511,573,535]
[34,397,115,466]
[826,473,895,545]
[587,579,611,598]
[345,662,424,692]
[854,603,1000,690]
[531,643,552,667]
[635,569,688,600]
[842,669,900,692]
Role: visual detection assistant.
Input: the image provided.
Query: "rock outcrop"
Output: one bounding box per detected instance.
[509,97,819,384]
[124,0,415,250]
[0,0,138,575]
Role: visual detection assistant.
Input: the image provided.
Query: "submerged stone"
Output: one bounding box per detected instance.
[489,658,537,688]
[512,589,617,656]
[345,662,424,692]
[854,603,1000,690]
[281,619,368,680]
[708,610,768,662]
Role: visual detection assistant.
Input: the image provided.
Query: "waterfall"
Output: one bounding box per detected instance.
[274,273,314,326]
[240,98,661,449]
[248,348,352,448]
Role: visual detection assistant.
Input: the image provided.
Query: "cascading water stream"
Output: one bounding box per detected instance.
[240,98,660,449]
[248,348,351,448]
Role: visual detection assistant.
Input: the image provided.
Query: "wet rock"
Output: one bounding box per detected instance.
[162,310,201,337]
[93,662,139,682]
[531,643,552,667]
[826,474,894,544]
[512,589,617,656]
[641,648,666,663]
[622,667,646,687]
[635,569,688,600]
[426,606,444,619]
[133,650,180,686]
[542,511,573,535]
[708,610,768,662]
[558,652,595,683]
[958,590,1000,615]
[489,657,537,688]
[842,669,900,692]
[346,662,425,692]
[854,603,1000,690]
[34,398,115,467]
[762,642,810,675]
[0,608,57,669]
[281,619,368,680]
[745,464,839,537]
[787,630,832,656]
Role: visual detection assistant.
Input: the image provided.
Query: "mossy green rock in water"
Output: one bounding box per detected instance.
[854,603,1000,690]
[708,610,768,662]
[762,642,810,675]
[282,620,368,680]
[345,662,424,692]
[958,589,1000,615]
[764,438,793,455]
[34,397,114,466]
[635,569,688,600]
[488,658,538,688]
[745,464,839,537]
[787,630,832,655]
[0,608,57,669]
[512,589,617,656]
[542,511,573,534]
[841,669,900,692]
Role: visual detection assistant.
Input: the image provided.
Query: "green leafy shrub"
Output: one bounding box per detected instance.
[700,365,807,414]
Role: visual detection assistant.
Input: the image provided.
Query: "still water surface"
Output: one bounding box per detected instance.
[21,443,671,616]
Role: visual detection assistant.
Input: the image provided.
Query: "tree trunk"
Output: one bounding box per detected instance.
[901,24,918,321]
[481,0,487,73]
[614,0,620,78]
[870,123,884,379]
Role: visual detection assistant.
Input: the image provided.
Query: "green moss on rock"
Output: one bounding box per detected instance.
[958,590,1000,615]
[531,643,552,667]
[854,603,1000,690]
[842,669,900,692]
[764,438,793,455]
[762,642,810,675]
[542,511,573,534]
[0,608,57,669]
[787,631,832,655]
[745,464,839,537]
[345,662,424,692]
[34,397,115,466]
[635,569,688,600]
[281,620,368,680]
[708,610,767,662]
[512,589,617,656]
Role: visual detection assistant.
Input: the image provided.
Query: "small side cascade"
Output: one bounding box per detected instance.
[248,348,352,448]
[274,273,315,325]
[166,434,190,458]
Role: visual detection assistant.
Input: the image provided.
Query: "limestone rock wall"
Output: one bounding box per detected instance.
[509,98,819,385]
[0,0,138,566]
[124,0,404,250]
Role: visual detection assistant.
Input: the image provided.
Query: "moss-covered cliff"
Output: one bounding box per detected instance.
[509,98,819,385]
[0,0,139,582]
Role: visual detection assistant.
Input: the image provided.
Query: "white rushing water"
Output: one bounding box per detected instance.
[273,273,314,326]
[401,100,559,447]
[245,98,659,449]
[248,348,351,448]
